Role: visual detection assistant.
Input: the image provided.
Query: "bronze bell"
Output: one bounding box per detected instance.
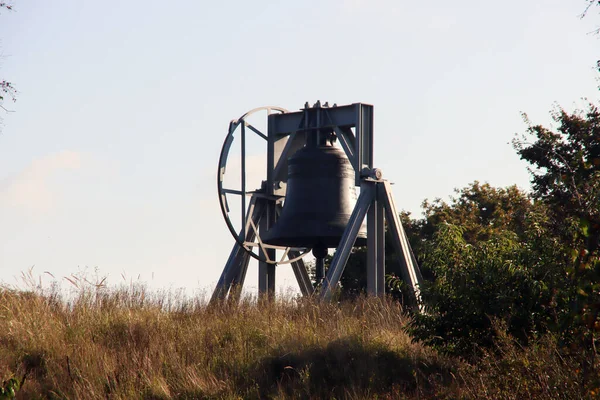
[262,133,367,250]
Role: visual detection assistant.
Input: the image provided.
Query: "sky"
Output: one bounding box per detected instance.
[0,0,598,296]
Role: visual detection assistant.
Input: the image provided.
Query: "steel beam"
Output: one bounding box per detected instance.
[355,103,374,180]
[320,182,376,301]
[258,217,268,294]
[376,197,385,296]
[210,195,263,303]
[227,250,251,303]
[270,104,358,134]
[289,250,314,296]
[334,126,356,172]
[379,181,423,308]
[367,201,377,295]
[210,242,246,302]
[367,191,385,296]
[269,103,374,186]
[258,200,277,298]
[266,201,276,298]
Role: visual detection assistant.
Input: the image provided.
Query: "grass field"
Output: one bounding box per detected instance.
[0,275,590,399]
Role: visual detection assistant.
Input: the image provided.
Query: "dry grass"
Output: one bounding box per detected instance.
[0,274,593,399]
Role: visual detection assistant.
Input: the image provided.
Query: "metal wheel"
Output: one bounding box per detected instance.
[217,106,311,264]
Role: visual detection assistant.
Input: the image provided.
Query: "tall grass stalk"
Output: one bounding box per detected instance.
[0,273,592,399]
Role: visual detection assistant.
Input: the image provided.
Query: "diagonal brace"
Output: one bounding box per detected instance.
[320,182,376,301]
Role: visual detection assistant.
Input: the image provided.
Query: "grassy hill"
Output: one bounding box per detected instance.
[0,281,589,399]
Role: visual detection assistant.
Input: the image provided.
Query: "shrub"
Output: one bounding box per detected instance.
[410,223,556,356]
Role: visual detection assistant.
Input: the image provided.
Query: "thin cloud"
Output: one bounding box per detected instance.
[0,150,83,215]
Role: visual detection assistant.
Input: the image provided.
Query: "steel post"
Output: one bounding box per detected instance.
[376,196,385,296]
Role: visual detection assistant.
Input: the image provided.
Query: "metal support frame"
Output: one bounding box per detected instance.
[367,187,385,296]
[289,250,314,296]
[268,102,374,186]
[211,195,264,302]
[379,181,423,301]
[258,201,277,298]
[211,194,314,303]
[213,102,422,309]
[320,179,422,309]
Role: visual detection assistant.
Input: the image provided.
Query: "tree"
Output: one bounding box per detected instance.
[581,0,600,81]
[581,1,600,38]
[514,103,600,371]
[0,81,16,110]
[406,183,565,355]
[514,105,600,244]
[582,0,600,32]
[410,218,560,356]
[414,182,533,245]
[326,182,538,301]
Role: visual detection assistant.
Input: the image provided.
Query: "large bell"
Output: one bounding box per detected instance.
[263,136,367,250]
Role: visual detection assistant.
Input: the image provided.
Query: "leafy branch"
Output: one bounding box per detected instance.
[0,3,16,114]
[0,80,16,111]
[581,0,600,35]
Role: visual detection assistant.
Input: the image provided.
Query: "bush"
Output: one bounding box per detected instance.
[410,223,557,356]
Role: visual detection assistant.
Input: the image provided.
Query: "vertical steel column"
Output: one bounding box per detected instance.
[240,123,247,232]
[266,263,276,297]
[266,201,276,298]
[259,200,277,298]
[376,196,385,296]
[367,187,386,297]
[258,214,269,295]
[314,258,325,285]
[367,201,377,295]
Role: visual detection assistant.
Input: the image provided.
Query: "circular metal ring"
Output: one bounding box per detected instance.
[217,106,311,264]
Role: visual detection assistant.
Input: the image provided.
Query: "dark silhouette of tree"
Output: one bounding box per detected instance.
[582,0,600,25]
[514,105,600,245]
[0,81,16,109]
[514,105,600,367]
[581,0,600,77]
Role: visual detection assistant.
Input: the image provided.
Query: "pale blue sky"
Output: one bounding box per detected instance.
[0,0,598,295]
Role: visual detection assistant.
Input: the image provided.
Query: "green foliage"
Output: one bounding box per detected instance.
[416,182,533,245]
[514,104,600,369]
[410,221,558,356]
[514,105,600,235]
[410,104,600,364]
[0,377,21,400]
